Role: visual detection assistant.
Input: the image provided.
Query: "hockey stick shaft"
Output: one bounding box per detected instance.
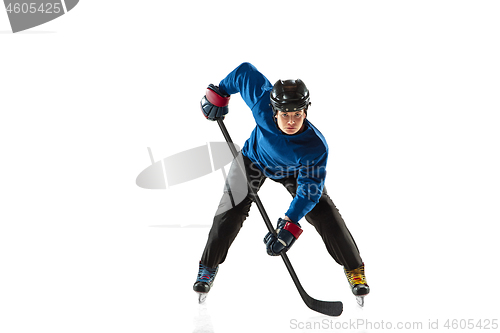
[216,119,343,316]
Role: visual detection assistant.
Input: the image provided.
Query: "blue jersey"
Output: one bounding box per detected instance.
[219,62,329,223]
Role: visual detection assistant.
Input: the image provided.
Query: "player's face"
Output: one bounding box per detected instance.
[275,110,307,135]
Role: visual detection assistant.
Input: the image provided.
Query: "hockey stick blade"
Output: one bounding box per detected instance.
[304,294,343,317]
[281,253,343,316]
[216,119,343,317]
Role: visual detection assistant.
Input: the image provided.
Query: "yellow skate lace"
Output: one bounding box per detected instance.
[344,264,367,286]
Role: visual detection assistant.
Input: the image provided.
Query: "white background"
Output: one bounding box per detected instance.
[1,1,499,332]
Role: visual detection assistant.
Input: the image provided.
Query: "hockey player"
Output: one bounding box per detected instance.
[194,62,369,306]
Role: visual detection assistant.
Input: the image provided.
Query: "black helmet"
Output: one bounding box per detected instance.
[270,79,311,114]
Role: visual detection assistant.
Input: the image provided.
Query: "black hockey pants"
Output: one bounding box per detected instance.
[200,153,363,271]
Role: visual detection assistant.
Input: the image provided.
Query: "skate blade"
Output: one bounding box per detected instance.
[356,296,365,307]
[196,292,208,304]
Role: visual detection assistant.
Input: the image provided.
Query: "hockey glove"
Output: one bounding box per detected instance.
[263,218,303,256]
[200,84,230,121]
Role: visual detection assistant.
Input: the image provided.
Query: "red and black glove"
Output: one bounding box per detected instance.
[200,84,230,121]
[263,218,303,256]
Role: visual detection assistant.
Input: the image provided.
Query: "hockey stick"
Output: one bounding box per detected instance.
[217,119,343,317]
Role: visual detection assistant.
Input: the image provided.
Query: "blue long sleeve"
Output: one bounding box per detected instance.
[219,62,273,111]
[218,62,329,223]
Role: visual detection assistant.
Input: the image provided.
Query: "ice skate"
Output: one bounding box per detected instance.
[193,261,219,303]
[344,263,369,307]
